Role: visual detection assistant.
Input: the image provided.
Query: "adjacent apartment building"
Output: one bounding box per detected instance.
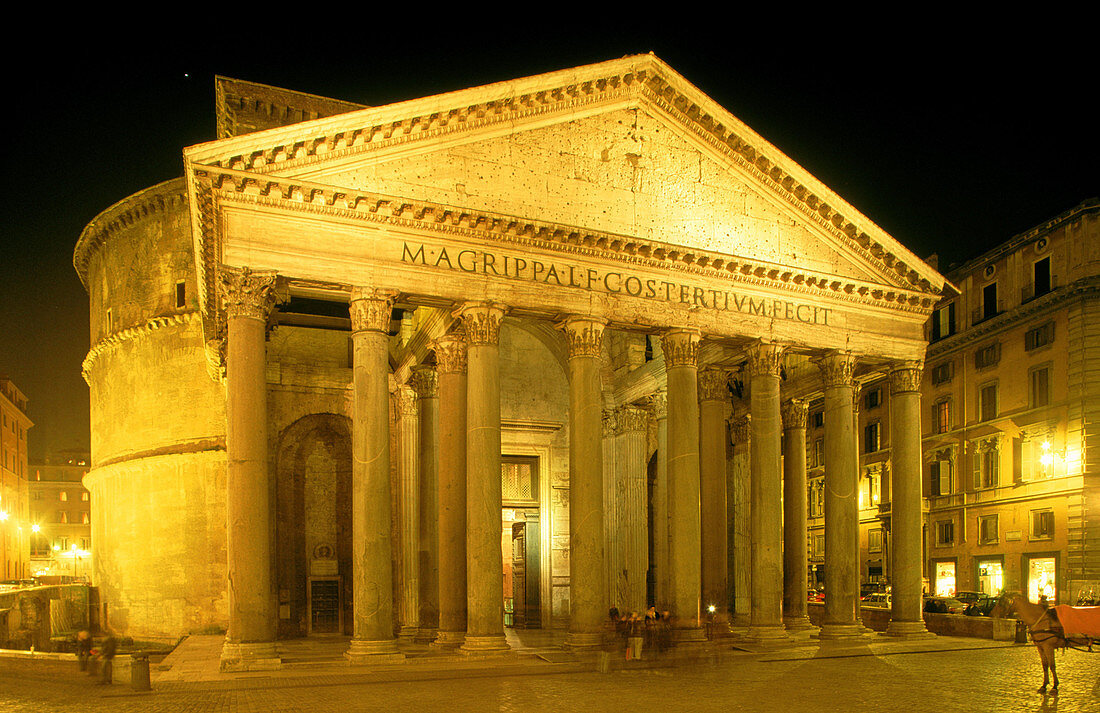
[0,376,32,581]
[29,452,92,580]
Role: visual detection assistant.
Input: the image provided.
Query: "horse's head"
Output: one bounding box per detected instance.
[991,592,1017,619]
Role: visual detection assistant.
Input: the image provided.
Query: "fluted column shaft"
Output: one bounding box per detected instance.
[886,362,931,637]
[396,386,420,641]
[782,400,812,630]
[699,368,729,620]
[219,267,278,668]
[457,303,509,653]
[819,352,862,639]
[564,317,607,649]
[413,366,440,642]
[661,329,704,642]
[747,343,787,641]
[346,288,402,661]
[432,335,467,648]
[728,416,751,627]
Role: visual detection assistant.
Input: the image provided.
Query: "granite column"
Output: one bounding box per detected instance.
[781,399,812,630]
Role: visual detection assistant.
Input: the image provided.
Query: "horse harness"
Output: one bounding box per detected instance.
[1023,606,1095,653]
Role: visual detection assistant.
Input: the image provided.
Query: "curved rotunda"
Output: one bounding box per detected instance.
[76,56,946,668]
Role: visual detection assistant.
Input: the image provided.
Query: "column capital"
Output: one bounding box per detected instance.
[781,399,808,430]
[560,316,606,359]
[395,384,418,417]
[410,365,439,399]
[349,287,398,333]
[698,367,730,402]
[648,389,668,420]
[218,266,278,321]
[818,351,857,388]
[746,341,785,378]
[728,415,751,444]
[616,405,649,434]
[889,360,924,395]
[661,329,701,368]
[432,332,468,374]
[455,302,506,346]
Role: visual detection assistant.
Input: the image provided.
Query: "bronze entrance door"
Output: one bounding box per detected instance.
[510,511,541,628]
[308,577,341,634]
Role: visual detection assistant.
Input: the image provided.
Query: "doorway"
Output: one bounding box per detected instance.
[502,456,541,628]
[307,577,341,634]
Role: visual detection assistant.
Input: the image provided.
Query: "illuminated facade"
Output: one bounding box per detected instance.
[28,453,92,579]
[76,56,949,667]
[0,377,32,581]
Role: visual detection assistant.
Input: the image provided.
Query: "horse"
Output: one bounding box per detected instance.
[991,592,1097,694]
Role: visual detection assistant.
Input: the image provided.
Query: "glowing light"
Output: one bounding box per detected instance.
[31,524,40,533]
[1040,453,1055,467]
[707,604,716,614]
[0,511,8,521]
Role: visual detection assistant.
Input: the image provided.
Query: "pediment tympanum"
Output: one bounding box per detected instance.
[184,54,947,362]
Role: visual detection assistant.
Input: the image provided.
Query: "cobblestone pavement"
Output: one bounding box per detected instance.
[2,644,1097,713]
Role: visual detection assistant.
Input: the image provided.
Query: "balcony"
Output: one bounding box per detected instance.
[1021,275,1059,303]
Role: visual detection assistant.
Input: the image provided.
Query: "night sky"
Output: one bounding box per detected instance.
[1,30,1094,461]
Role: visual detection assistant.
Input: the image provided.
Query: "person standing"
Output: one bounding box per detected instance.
[76,630,92,672]
[98,633,118,685]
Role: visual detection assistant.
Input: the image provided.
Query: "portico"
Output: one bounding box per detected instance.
[188,55,944,668]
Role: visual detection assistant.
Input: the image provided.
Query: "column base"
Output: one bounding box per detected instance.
[345,638,405,664]
[816,623,867,640]
[731,612,751,628]
[220,641,281,672]
[430,630,466,650]
[783,615,815,632]
[746,624,789,643]
[414,627,439,645]
[397,625,419,643]
[459,634,510,656]
[884,620,935,638]
[673,627,707,646]
[564,631,604,652]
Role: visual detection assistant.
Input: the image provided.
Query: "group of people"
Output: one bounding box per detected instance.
[75,629,117,684]
[608,606,672,658]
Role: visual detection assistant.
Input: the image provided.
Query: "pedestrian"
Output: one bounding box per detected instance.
[97,632,118,685]
[76,629,92,672]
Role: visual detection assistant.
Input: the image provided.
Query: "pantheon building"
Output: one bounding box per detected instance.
[75,55,948,669]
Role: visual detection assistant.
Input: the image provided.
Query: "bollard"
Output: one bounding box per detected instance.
[130,651,151,691]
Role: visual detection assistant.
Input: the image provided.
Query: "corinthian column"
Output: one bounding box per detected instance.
[781,399,812,631]
[395,385,420,642]
[456,302,509,654]
[562,316,607,650]
[649,390,670,610]
[618,405,649,615]
[885,362,933,638]
[746,342,788,642]
[218,266,280,671]
[431,334,467,648]
[412,366,440,643]
[818,351,862,639]
[661,329,704,643]
[728,415,751,628]
[345,287,403,663]
[698,367,729,623]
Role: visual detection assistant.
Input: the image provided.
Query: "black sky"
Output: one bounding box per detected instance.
[1,27,1095,460]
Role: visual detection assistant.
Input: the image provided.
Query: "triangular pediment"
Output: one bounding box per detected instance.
[185,54,946,298]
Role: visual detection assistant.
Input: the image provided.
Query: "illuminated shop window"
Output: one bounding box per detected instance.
[1028,557,1056,603]
[935,561,956,596]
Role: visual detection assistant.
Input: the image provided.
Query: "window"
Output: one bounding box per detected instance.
[979,383,998,422]
[811,410,824,429]
[860,469,880,508]
[974,439,1000,489]
[979,514,999,544]
[864,422,881,453]
[937,520,955,546]
[930,458,953,496]
[809,479,824,518]
[931,360,954,386]
[865,387,882,410]
[810,438,824,468]
[982,282,998,320]
[1031,509,1054,540]
[975,342,1001,369]
[81,492,89,502]
[931,303,956,341]
[812,534,825,557]
[32,491,42,501]
[1033,257,1051,297]
[82,512,90,525]
[934,399,951,434]
[1025,322,1054,351]
[59,491,68,502]
[57,511,69,524]
[58,536,69,550]
[869,528,883,552]
[175,280,187,309]
[1030,366,1051,409]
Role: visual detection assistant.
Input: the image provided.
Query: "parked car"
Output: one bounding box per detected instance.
[808,589,825,602]
[862,592,891,608]
[955,591,997,616]
[923,596,966,614]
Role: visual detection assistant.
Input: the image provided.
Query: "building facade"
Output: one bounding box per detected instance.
[28,452,92,580]
[76,56,948,667]
[0,377,32,581]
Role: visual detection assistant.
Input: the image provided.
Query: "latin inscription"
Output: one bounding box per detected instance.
[401,242,830,325]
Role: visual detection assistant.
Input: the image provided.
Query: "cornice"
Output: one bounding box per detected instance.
[184,55,944,297]
[192,165,940,316]
[81,311,200,384]
[74,178,188,288]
